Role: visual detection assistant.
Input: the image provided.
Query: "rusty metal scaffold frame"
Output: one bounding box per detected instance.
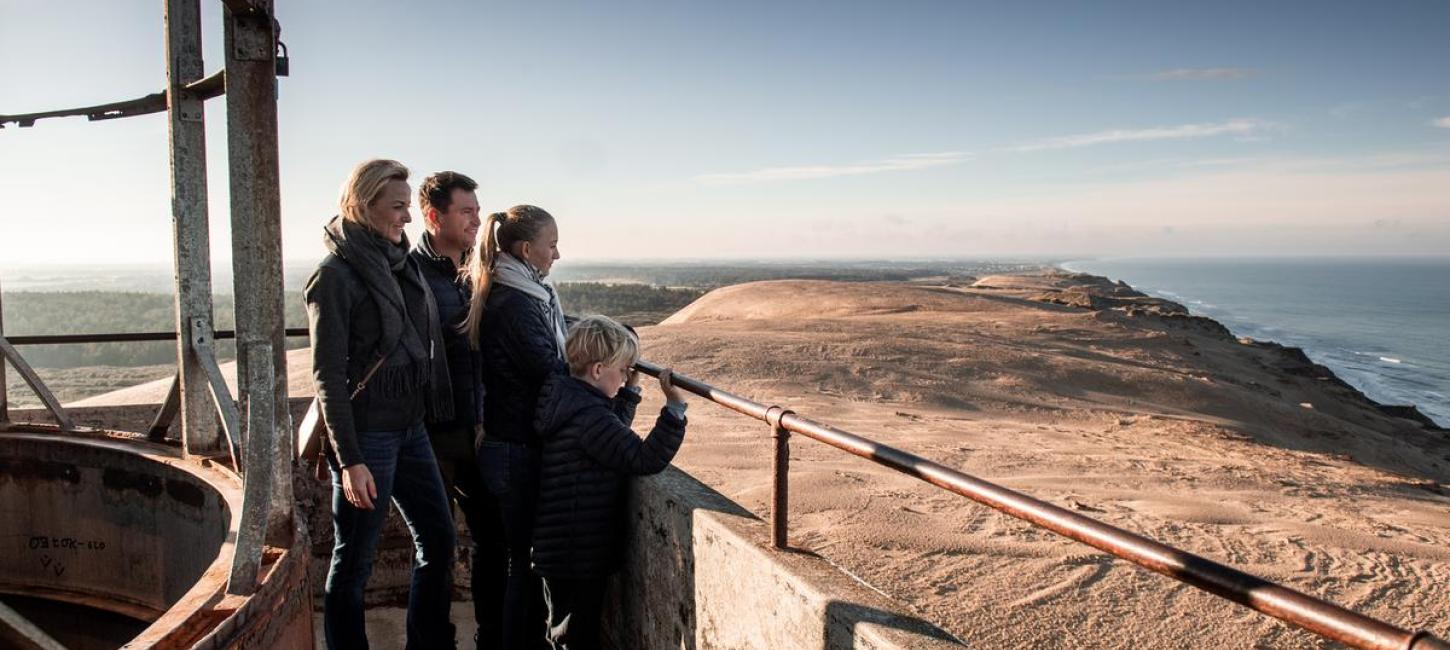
[0,0,292,611]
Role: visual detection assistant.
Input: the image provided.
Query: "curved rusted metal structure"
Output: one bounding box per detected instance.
[0,425,311,648]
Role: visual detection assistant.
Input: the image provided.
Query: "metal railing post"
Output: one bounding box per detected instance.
[0,273,8,426]
[766,405,793,549]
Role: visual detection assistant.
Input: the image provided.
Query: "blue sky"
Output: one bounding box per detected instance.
[3,0,1449,269]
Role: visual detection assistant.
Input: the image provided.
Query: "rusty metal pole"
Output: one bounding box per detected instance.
[224,0,292,538]
[229,342,275,595]
[0,273,8,426]
[164,0,221,456]
[766,406,793,549]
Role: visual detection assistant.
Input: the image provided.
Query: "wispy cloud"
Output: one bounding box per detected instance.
[1149,67,1254,81]
[694,152,968,185]
[1010,119,1271,152]
[1434,116,1450,128]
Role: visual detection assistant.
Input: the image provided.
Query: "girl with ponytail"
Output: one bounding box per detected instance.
[463,204,566,648]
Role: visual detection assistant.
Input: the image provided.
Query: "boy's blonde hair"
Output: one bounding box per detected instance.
[565,315,639,377]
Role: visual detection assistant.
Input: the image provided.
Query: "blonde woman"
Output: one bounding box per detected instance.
[305,158,456,649]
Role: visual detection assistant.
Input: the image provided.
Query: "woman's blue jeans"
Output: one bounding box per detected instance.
[477,439,545,649]
[324,421,457,650]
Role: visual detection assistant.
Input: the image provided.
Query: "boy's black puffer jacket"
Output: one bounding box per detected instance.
[532,374,686,579]
[477,283,567,447]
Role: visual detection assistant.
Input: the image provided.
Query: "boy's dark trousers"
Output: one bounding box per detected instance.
[542,576,608,650]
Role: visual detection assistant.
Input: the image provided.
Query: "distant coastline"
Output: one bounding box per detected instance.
[1056,258,1448,428]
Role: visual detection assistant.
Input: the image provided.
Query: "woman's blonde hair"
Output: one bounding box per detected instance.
[564,315,639,377]
[461,204,556,345]
[339,159,409,233]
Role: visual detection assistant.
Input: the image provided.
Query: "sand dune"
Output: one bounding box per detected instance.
[637,275,1450,647]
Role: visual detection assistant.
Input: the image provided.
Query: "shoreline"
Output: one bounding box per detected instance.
[1050,262,1445,430]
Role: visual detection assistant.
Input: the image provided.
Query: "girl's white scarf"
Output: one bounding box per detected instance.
[492,252,567,355]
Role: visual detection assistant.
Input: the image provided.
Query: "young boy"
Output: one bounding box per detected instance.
[532,315,688,650]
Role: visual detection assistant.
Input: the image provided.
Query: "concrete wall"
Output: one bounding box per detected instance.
[605,467,963,650]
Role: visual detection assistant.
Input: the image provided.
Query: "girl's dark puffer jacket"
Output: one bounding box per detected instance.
[477,283,567,447]
[531,374,686,579]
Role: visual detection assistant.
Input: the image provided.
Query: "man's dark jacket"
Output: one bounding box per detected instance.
[410,236,483,438]
[531,375,686,579]
[477,283,567,447]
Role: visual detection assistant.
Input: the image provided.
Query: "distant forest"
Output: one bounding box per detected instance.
[1,291,310,368]
[2,283,704,371]
[3,261,1043,405]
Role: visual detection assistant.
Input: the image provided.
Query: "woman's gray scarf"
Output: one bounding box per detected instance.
[492,252,567,355]
[323,216,454,421]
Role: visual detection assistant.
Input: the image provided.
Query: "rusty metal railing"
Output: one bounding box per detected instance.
[631,359,1449,650]
[0,328,310,438]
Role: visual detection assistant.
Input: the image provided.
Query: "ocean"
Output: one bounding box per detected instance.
[1061,257,1450,427]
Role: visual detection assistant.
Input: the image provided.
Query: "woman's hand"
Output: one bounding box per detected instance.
[342,464,378,510]
[658,368,686,404]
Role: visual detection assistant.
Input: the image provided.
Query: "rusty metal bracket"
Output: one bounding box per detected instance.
[1,68,225,128]
[227,10,274,61]
[0,336,76,431]
[190,319,242,470]
[148,372,183,441]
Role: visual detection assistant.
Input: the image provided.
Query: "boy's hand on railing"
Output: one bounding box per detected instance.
[658,368,686,405]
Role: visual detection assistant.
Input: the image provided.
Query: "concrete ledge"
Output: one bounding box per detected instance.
[606,466,962,649]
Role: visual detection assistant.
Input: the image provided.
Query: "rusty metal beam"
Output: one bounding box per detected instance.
[0,600,68,650]
[190,320,242,470]
[0,69,224,129]
[631,359,1449,650]
[167,0,222,459]
[224,0,292,539]
[228,343,274,595]
[1,275,9,425]
[0,338,75,431]
[5,328,309,346]
[147,372,183,441]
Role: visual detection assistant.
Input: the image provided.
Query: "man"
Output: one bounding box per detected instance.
[411,171,502,646]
